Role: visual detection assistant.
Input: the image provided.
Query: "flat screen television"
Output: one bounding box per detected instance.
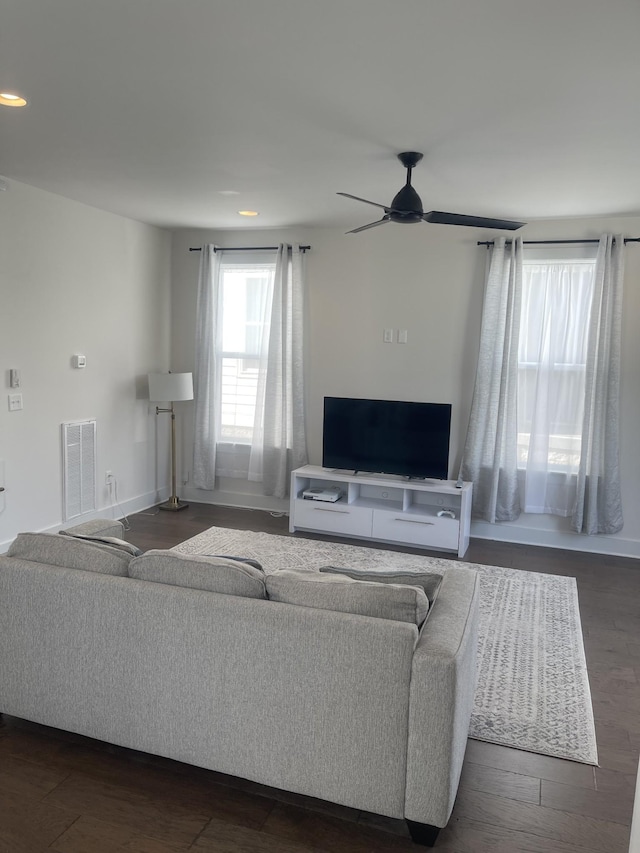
[322,397,451,480]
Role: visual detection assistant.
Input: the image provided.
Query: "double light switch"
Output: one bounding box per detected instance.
[383,329,408,343]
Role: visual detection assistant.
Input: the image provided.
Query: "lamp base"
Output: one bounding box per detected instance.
[158,497,189,512]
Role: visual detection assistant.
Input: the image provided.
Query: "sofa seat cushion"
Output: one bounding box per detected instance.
[318,566,443,604]
[266,569,429,626]
[6,532,132,575]
[128,550,267,598]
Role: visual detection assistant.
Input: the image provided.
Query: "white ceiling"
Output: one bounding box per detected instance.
[1,0,639,231]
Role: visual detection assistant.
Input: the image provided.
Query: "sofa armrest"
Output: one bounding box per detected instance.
[404,566,479,827]
[60,518,125,539]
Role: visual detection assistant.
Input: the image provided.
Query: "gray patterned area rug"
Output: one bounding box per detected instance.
[174,526,598,765]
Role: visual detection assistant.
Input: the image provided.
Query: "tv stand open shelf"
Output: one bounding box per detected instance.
[289,465,472,558]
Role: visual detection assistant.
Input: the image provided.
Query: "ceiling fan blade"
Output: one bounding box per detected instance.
[423,210,526,230]
[337,192,389,211]
[346,216,391,234]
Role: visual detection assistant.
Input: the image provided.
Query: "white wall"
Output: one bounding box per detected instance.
[0,180,172,549]
[171,215,640,557]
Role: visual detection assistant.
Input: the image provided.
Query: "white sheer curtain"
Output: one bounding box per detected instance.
[461,233,625,534]
[572,234,625,534]
[246,267,276,483]
[248,244,308,497]
[459,237,523,522]
[193,244,219,490]
[518,259,595,515]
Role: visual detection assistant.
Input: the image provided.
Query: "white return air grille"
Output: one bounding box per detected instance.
[62,419,97,521]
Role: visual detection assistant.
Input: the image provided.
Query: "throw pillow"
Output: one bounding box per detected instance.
[59,530,142,556]
[266,569,429,626]
[7,532,132,576]
[128,550,267,599]
[201,554,263,571]
[318,566,443,604]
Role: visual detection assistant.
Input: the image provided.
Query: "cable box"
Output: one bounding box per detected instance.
[302,486,344,502]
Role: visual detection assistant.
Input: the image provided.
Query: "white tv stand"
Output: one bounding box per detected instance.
[289,465,472,558]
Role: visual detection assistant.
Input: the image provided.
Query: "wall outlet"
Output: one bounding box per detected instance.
[105,470,113,485]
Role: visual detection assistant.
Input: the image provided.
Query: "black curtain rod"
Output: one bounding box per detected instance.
[189,245,310,253]
[477,237,640,247]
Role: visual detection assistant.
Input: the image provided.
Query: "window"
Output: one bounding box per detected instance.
[216,260,275,443]
[194,243,307,497]
[517,249,597,514]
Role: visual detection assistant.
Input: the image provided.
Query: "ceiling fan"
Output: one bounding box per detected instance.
[338,152,526,234]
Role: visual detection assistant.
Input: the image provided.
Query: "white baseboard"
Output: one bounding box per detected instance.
[471,519,640,560]
[181,486,289,515]
[630,760,640,853]
[60,488,171,531]
[0,488,170,552]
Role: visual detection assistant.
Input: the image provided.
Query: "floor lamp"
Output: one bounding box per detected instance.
[148,371,194,511]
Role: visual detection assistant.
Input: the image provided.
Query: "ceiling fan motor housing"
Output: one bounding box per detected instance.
[390,184,423,221]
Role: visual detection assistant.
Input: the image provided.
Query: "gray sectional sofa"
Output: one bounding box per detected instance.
[0,519,480,847]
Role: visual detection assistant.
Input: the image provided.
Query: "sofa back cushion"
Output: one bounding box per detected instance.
[266,569,429,626]
[128,550,267,599]
[6,532,132,575]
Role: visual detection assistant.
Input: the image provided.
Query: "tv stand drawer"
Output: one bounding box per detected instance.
[372,509,459,551]
[293,500,372,537]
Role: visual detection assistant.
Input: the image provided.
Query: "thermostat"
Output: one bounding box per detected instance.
[72,354,87,369]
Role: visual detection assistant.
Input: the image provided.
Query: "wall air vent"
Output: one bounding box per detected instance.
[62,419,96,521]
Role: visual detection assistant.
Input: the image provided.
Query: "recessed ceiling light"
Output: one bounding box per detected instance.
[219,190,240,196]
[0,92,27,107]
[238,210,259,217]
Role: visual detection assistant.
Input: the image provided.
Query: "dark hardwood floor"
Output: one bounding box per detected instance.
[1,503,639,852]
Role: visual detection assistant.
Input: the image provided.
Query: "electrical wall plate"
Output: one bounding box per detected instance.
[72,354,87,369]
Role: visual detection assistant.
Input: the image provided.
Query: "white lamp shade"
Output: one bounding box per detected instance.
[148,372,194,403]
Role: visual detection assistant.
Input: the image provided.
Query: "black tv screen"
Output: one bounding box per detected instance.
[322,397,451,480]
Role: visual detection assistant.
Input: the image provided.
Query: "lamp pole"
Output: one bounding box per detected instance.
[155,401,188,511]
